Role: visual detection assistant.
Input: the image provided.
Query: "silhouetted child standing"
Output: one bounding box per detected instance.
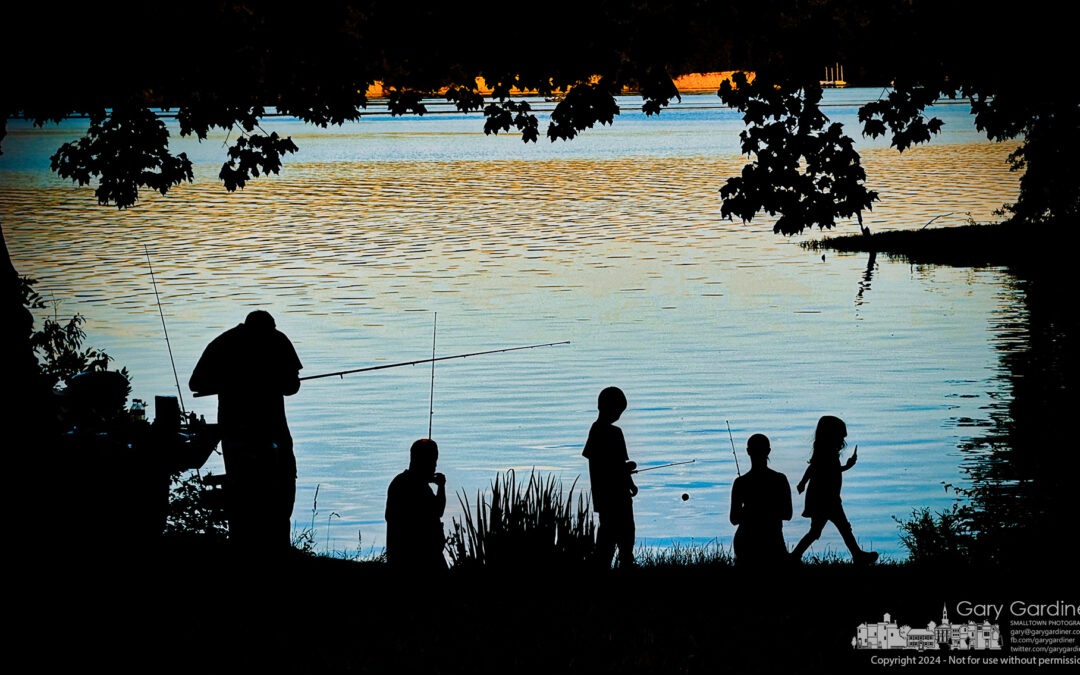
[729,433,792,567]
[791,416,878,564]
[385,438,447,571]
[583,387,638,568]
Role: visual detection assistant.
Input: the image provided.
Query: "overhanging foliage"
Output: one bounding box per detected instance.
[3,2,1075,230]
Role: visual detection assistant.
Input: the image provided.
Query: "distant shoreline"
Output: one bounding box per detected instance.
[805,220,1056,268]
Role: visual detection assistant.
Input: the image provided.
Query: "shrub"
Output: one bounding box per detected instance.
[19,275,128,391]
[165,470,229,541]
[894,504,974,566]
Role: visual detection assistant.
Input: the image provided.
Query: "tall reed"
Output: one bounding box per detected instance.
[446,469,595,569]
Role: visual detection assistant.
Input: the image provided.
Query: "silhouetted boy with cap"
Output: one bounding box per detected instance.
[583,386,637,568]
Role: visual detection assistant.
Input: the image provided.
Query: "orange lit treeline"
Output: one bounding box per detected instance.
[365,72,754,98]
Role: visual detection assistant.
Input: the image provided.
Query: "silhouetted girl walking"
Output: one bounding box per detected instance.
[791,416,878,564]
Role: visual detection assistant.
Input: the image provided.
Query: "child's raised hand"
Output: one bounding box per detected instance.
[844,446,859,469]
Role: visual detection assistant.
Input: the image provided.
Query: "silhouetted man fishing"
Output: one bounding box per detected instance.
[190,310,302,552]
[385,438,447,571]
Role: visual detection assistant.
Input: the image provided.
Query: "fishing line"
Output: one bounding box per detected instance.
[428,312,436,438]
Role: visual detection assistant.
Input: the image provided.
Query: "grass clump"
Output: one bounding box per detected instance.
[289,484,382,561]
[636,538,733,568]
[447,469,595,570]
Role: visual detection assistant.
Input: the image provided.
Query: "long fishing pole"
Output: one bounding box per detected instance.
[145,245,186,414]
[727,420,741,476]
[427,313,436,438]
[296,341,571,382]
[632,459,695,474]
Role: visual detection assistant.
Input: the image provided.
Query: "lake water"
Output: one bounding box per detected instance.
[0,90,1024,559]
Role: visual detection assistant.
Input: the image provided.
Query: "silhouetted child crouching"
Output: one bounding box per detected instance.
[583,387,638,569]
[791,416,878,565]
[729,433,793,568]
[385,438,447,571]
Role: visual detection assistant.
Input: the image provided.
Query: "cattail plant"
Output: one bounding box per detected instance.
[447,469,595,569]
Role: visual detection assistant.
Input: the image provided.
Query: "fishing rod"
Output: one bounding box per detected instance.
[631,459,695,474]
[297,341,571,382]
[727,420,741,476]
[427,313,436,438]
[144,245,186,414]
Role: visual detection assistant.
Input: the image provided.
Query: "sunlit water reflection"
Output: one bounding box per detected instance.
[1,91,1023,558]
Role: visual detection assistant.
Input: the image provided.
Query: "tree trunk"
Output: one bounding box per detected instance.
[1,222,50,445]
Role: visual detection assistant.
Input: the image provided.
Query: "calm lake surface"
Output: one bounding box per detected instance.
[1,90,1024,559]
